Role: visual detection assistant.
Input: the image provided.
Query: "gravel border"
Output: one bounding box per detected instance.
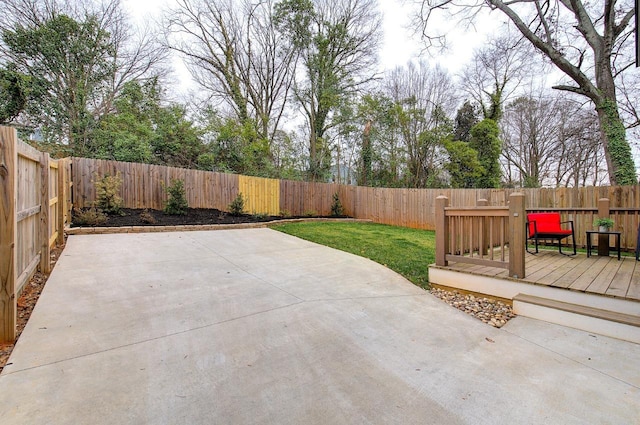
[430,288,516,328]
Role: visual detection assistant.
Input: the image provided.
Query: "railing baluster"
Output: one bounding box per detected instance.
[469,216,474,257]
[489,217,496,261]
[500,216,506,262]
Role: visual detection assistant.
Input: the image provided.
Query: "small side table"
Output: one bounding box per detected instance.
[586,230,621,260]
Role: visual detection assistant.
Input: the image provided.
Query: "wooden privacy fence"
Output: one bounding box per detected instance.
[1,126,72,342]
[73,157,342,216]
[72,157,239,211]
[72,157,640,250]
[435,194,526,279]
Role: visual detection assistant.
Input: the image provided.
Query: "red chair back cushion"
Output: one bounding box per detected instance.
[527,212,563,237]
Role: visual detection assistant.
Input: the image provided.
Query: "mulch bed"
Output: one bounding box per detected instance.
[71,208,326,227]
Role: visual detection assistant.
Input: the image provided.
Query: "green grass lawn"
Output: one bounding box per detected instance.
[271,221,435,289]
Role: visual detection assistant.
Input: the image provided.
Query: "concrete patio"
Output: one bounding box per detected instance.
[0,228,638,424]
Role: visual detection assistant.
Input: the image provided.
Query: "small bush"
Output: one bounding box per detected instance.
[252,212,268,220]
[94,173,123,215]
[164,179,188,215]
[279,210,291,218]
[229,193,245,216]
[303,210,317,217]
[140,209,157,224]
[74,207,107,226]
[330,192,345,217]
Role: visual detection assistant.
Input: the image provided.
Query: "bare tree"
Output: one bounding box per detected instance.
[459,34,535,122]
[500,92,605,187]
[384,61,457,187]
[416,0,638,185]
[553,108,606,187]
[165,0,296,144]
[274,0,382,181]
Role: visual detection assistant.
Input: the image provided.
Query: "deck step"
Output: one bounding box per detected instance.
[513,294,640,344]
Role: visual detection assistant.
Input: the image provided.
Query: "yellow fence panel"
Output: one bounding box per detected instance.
[238,175,280,216]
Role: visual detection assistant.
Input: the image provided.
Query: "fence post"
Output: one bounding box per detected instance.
[509,192,526,279]
[0,126,17,342]
[57,159,65,245]
[66,159,73,219]
[435,195,449,266]
[477,198,489,255]
[40,152,51,274]
[598,198,610,256]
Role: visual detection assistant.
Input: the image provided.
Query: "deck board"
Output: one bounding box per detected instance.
[524,253,559,276]
[606,259,634,297]
[525,254,575,282]
[586,258,622,294]
[538,256,582,285]
[440,250,640,302]
[550,257,597,289]
[627,266,640,300]
[568,257,612,291]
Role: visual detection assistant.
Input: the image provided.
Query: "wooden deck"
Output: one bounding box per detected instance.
[441,250,640,302]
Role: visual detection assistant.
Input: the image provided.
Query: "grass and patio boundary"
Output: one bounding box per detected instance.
[272,221,435,289]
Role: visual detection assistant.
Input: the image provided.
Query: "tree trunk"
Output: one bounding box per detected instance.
[594,97,637,186]
[360,120,372,186]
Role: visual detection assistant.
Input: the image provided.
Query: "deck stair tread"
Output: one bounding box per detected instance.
[513,294,640,328]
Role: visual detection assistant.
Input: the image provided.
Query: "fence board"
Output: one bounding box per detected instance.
[239,176,280,216]
[72,158,240,211]
[70,157,640,250]
[17,142,41,291]
[0,127,17,341]
[1,128,72,342]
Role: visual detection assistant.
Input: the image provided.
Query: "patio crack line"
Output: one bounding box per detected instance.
[2,292,430,377]
[1,301,306,377]
[210,251,428,304]
[190,236,423,304]
[501,329,640,390]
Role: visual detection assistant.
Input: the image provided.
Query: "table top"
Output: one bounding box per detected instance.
[586,230,621,235]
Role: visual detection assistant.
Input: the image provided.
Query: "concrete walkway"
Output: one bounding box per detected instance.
[0,228,638,424]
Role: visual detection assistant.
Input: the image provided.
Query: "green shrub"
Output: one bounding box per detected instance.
[229,193,245,216]
[303,210,317,217]
[593,217,614,229]
[140,209,157,224]
[330,192,344,217]
[73,207,107,226]
[252,212,268,220]
[94,173,123,215]
[164,179,188,215]
[279,210,292,218]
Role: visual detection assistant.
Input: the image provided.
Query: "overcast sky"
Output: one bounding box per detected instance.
[123,0,497,93]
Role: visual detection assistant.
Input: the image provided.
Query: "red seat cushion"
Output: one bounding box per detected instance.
[527,213,570,238]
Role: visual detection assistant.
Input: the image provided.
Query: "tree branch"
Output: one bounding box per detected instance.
[551,84,589,96]
[613,8,635,38]
[486,0,600,102]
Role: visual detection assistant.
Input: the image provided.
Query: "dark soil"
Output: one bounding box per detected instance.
[71,208,313,227]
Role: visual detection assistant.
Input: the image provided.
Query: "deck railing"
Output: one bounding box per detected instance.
[436,193,526,279]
